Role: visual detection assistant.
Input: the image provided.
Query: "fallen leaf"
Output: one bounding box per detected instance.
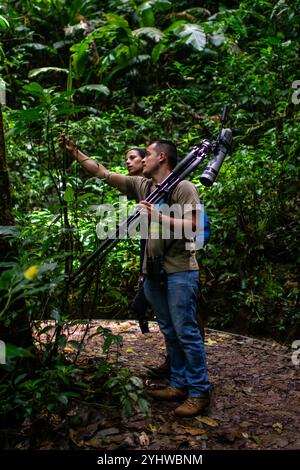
[148,424,157,433]
[242,432,261,445]
[126,348,134,353]
[97,427,120,438]
[158,423,171,434]
[205,338,217,346]
[127,420,148,431]
[175,435,189,443]
[69,428,85,447]
[120,322,134,330]
[172,423,207,436]
[105,435,125,445]
[85,437,103,448]
[184,427,207,436]
[272,422,283,434]
[195,416,219,427]
[64,345,77,353]
[197,433,209,440]
[139,431,150,447]
[15,440,30,450]
[242,387,254,395]
[249,434,261,445]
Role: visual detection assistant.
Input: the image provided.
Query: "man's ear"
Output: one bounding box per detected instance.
[158,151,167,164]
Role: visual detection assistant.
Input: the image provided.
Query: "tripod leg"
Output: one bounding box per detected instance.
[131,284,150,334]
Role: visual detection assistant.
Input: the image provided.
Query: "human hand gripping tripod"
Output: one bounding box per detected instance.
[69,106,233,283]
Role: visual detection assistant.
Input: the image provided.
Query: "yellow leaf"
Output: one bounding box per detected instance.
[148,424,157,433]
[204,338,217,346]
[64,346,76,353]
[273,422,283,433]
[195,416,219,427]
[120,322,134,330]
[23,265,39,280]
[126,348,133,353]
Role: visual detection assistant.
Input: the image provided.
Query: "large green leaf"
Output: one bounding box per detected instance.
[151,0,172,11]
[105,13,129,29]
[6,344,34,359]
[63,187,75,202]
[151,42,166,62]
[28,67,69,78]
[138,3,155,27]
[70,42,90,79]
[23,83,51,105]
[175,24,206,51]
[0,15,9,31]
[76,84,110,96]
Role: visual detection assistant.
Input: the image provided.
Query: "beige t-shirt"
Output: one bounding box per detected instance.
[125,176,200,274]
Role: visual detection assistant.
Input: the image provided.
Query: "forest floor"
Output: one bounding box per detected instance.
[12,321,300,451]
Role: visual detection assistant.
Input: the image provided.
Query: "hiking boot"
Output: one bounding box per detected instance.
[174,396,210,417]
[147,386,187,401]
[146,355,170,379]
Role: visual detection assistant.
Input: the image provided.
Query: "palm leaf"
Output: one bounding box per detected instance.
[133,27,164,42]
[28,67,68,78]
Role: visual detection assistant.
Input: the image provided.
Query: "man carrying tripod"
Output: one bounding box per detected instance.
[61,136,211,417]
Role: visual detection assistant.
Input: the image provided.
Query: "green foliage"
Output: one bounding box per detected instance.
[0,15,9,31]
[1,0,298,338]
[1,326,148,424]
[1,358,82,418]
[105,371,148,416]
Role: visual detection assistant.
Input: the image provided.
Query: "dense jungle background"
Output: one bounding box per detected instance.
[0,0,299,448]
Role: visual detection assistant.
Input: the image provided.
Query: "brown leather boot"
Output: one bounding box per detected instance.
[147,386,187,401]
[174,396,210,417]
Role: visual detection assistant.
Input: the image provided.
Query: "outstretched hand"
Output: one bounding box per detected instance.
[59,133,77,156]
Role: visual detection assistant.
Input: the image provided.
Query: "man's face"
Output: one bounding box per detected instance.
[125,150,144,176]
[143,143,161,177]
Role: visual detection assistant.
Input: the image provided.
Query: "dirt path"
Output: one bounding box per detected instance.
[39,320,299,451]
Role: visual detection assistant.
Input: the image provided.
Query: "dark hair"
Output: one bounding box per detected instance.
[150,139,178,169]
[128,147,146,159]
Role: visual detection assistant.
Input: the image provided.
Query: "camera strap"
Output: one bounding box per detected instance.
[144,182,176,261]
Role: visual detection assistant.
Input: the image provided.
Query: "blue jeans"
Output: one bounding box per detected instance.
[144,271,210,397]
